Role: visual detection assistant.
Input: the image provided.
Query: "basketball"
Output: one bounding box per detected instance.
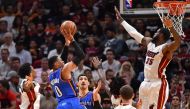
[60,20,77,36]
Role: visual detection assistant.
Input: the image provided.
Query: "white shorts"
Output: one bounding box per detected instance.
[139,78,169,109]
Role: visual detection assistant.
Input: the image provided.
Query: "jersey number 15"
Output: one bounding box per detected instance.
[146,58,154,65]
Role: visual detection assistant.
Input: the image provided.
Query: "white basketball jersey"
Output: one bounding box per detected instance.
[115,105,136,109]
[19,79,41,109]
[144,42,171,79]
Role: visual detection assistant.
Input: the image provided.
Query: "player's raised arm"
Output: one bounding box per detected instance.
[93,80,102,109]
[60,21,85,79]
[162,17,181,56]
[115,6,152,47]
[60,42,69,63]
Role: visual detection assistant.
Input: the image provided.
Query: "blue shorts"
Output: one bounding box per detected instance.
[57,97,86,109]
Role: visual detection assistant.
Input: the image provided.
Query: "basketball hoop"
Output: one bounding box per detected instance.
[154,1,190,38]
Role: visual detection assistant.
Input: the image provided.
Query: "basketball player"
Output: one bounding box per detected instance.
[78,74,102,109]
[115,85,140,109]
[48,26,86,109]
[18,63,41,109]
[115,7,181,109]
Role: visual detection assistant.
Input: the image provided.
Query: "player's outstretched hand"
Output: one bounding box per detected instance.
[94,80,102,92]
[93,80,102,101]
[115,6,124,23]
[163,17,173,29]
[91,57,102,69]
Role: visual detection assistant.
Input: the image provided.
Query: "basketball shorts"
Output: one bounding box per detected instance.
[139,78,169,109]
[57,97,86,109]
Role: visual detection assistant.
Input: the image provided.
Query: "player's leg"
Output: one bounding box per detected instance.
[149,79,169,109]
[149,81,162,109]
[139,81,150,109]
[56,102,72,109]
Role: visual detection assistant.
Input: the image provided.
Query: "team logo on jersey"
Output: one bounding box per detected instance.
[146,50,159,58]
[50,78,59,85]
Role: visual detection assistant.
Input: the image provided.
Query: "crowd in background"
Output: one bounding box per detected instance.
[0,0,189,109]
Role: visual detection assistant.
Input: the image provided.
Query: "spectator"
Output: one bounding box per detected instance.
[0,20,8,45]
[40,86,57,109]
[119,61,135,85]
[102,12,115,30]
[77,22,88,39]
[19,0,36,12]
[72,6,86,25]
[86,11,101,34]
[56,5,72,23]
[35,57,50,83]
[16,25,29,45]
[125,36,141,52]
[91,23,103,38]
[72,59,91,82]
[102,27,128,57]
[0,48,10,79]
[134,19,150,36]
[0,32,16,56]
[39,71,50,98]
[40,71,49,85]
[12,41,32,65]
[85,36,100,58]
[105,69,115,89]
[11,15,23,39]
[102,49,121,75]
[28,22,37,37]
[48,40,63,59]
[34,23,46,46]
[101,97,113,109]
[6,70,21,108]
[7,70,20,94]
[170,95,181,109]
[9,56,21,72]
[45,18,57,36]
[0,79,17,109]
[115,24,129,40]
[67,50,74,62]
[126,51,144,77]
[29,40,41,64]
[178,43,190,58]
[109,77,126,108]
[182,90,190,108]
[0,5,15,31]
[168,78,181,103]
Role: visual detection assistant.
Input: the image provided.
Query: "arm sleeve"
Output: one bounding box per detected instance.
[70,40,85,65]
[60,45,68,62]
[121,21,144,43]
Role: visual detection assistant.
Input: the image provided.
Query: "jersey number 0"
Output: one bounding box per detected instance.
[55,86,63,97]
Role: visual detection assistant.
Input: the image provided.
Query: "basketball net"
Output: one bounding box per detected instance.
[154,1,189,39]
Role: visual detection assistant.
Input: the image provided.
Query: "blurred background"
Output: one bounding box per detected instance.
[0,0,189,109]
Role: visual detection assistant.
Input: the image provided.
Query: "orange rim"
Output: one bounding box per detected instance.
[154,1,188,8]
[154,1,189,15]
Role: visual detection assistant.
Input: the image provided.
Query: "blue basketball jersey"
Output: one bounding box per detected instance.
[49,68,78,102]
[80,91,93,109]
